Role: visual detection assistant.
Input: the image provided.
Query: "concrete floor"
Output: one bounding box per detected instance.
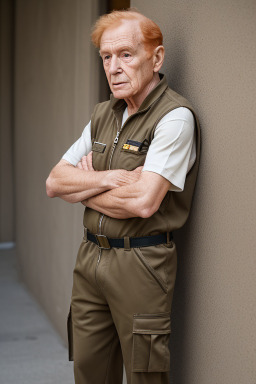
[0,247,74,384]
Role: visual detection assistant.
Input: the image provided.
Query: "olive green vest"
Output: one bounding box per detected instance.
[83,75,200,238]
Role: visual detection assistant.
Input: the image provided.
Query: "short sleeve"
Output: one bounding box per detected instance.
[62,121,92,165]
[142,107,196,192]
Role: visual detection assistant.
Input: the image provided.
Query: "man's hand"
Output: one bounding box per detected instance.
[105,166,143,189]
[77,152,94,171]
[76,152,143,189]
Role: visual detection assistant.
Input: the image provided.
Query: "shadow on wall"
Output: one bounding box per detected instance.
[169,207,198,384]
[169,183,202,383]
[167,36,202,381]
[164,27,188,93]
[165,23,201,383]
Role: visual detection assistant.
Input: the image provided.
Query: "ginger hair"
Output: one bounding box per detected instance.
[91,9,163,54]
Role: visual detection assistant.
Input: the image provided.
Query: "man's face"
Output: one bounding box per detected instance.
[100,20,156,104]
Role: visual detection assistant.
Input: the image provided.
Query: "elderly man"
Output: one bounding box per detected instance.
[46,9,200,384]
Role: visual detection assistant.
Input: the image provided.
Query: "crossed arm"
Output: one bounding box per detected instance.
[46,152,172,219]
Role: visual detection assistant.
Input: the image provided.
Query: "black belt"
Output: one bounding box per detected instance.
[86,230,173,250]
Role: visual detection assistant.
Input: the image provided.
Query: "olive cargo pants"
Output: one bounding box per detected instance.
[68,236,177,384]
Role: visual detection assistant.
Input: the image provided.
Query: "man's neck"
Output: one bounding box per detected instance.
[125,73,160,116]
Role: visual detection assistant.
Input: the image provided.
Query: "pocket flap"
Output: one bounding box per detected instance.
[133,312,171,335]
[92,141,106,153]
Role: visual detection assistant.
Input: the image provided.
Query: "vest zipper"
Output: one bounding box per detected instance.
[97,116,122,235]
[108,129,120,169]
[97,110,141,237]
[96,117,121,275]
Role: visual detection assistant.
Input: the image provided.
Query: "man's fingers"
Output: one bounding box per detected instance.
[134,166,143,173]
[77,161,83,170]
[82,156,89,171]
[81,153,94,172]
[86,151,94,171]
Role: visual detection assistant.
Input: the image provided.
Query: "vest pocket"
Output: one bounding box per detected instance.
[132,312,171,372]
[120,148,148,155]
[67,306,74,361]
[118,144,149,170]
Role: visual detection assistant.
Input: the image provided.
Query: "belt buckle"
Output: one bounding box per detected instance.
[95,234,111,250]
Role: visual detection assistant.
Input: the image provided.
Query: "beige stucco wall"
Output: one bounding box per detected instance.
[14,0,106,341]
[132,0,256,383]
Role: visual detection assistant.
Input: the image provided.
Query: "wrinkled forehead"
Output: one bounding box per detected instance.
[100,19,143,51]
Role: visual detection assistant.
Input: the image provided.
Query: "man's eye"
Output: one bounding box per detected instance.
[103,55,111,61]
[122,53,131,58]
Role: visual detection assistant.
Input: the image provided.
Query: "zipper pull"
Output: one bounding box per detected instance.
[114,131,120,145]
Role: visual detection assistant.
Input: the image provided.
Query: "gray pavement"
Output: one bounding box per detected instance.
[0,247,74,384]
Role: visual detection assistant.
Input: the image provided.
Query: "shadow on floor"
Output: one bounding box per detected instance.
[0,247,74,384]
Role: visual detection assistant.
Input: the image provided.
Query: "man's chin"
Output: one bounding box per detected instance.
[111,90,130,99]
[112,91,123,99]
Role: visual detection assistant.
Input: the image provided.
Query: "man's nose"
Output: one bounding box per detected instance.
[109,56,122,75]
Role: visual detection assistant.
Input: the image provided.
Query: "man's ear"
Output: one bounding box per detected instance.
[153,46,165,72]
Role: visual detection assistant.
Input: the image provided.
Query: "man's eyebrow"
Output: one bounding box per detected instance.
[99,50,109,56]
[100,45,136,56]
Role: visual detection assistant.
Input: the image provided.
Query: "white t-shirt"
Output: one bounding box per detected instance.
[62,107,196,192]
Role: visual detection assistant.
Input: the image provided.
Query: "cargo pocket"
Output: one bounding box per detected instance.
[134,248,168,294]
[132,312,171,372]
[67,306,74,361]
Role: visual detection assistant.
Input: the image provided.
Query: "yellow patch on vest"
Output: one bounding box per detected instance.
[122,144,139,152]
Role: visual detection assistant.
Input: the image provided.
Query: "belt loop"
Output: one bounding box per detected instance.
[83,227,88,242]
[124,236,130,251]
[166,232,173,248]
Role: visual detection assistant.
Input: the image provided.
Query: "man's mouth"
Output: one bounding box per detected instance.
[112,82,126,86]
